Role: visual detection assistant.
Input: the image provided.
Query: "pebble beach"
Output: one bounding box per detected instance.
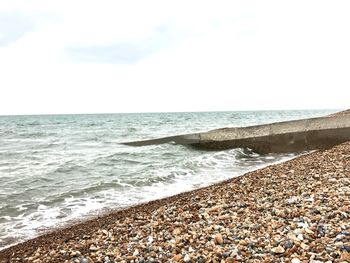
[1,113,350,263]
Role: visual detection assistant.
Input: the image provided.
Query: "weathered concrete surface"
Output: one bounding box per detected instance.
[195,115,350,153]
[122,134,200,147]
[123,114,350,154]
[329,109,350,116]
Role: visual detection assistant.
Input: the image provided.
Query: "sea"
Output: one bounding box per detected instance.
[0,109,337,250]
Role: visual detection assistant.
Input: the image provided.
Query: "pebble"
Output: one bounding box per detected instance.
[271,245,285,254]
[336,234,346,241]
[147,236,154,243]
[287,197,298,204]
[328,178,337,183]
[300,243,308,250]
[184,254,191,262]
[239,239,248,246]
[89,245,98,251]
[342,245,350,252]
[340,252,350,262]
[172,254,182,261]
[173,228,182,235]
[284,241,293,249]
[291,258,301,263]
[214,233,224,245]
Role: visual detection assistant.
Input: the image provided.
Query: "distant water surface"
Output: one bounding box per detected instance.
[0,109,337,249]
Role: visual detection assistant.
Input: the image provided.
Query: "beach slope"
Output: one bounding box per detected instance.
[1,141,350,262]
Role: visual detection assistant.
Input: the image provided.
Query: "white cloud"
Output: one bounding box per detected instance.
[0,0,349,115]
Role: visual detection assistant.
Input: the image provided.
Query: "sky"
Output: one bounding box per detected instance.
[0,0,349,115]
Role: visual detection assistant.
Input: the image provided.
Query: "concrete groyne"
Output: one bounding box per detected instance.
[123,114,350,154]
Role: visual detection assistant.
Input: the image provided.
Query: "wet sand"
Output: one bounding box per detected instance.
[1,110,350,262]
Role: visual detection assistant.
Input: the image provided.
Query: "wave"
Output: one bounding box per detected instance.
[0,110,334,250]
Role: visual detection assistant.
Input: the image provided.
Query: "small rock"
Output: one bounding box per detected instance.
[291,258,301,263]
[227,247,239,257]
[284,241,293,249]
[172,254,182,262]
[287,197,298,204]
[336,234,346,241]
[340,252,350,262]
[238,203,248,208]
[316,225,326,236]
[304,196,314,202]
[148,236,154,243]
[218,214,230,220]
[214,233,224,245]
[271,245,285,254]
[173,228,182,235]
[80,259,89,263]
[297,222,307,228]
[335,241,344,247]
[328,178,337,183]
[89,245,98,251]
[341,245,350,252]
[133,249,139,256]
[184,254,191,263]
[214,225,222,231]
[239,239,248,246]
[300,243,308,250]
[305,228,313,234]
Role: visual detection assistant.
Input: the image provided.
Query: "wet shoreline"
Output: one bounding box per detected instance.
[1,141,350,262]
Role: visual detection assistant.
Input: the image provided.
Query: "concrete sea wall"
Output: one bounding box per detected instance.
[124,114,350,154]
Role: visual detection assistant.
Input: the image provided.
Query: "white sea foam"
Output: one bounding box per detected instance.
[0,110,337,250]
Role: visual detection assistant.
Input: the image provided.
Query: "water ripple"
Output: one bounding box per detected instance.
[0,110,337,250]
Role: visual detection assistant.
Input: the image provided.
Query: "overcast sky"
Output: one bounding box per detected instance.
[0,0,349,115]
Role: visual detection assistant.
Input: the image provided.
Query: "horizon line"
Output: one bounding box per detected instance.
[0,108,342,117]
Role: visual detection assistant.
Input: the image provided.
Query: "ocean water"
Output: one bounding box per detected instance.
[0,109,337,250]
